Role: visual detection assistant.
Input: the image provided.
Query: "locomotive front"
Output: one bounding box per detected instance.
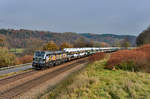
[32,51,46,69]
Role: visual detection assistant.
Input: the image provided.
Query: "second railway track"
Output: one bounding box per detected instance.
[0,58,88,99]
[0,70,37,86]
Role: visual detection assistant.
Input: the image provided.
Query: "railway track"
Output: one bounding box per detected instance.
[0,58,88,99]
[0,70,37,86]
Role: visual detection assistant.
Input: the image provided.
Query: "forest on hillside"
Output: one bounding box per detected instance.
[0,29,136,49]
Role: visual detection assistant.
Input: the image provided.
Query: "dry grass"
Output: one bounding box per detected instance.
[16,55,33,64]
[88,52,106,63]
[135,44,150,60]
[41,57,150,99]
[106,44,150,72]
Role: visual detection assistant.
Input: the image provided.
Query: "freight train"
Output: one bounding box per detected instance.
[32,47,130,69]
[32,48,95,69]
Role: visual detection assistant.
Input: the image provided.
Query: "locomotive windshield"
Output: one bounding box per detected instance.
[35,51,45,58]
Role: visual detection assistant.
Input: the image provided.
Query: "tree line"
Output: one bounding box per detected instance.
[136,26,150,46]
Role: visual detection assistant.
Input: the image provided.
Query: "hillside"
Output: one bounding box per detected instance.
[0,29,86,48]
[0,29,136,48]
[80,33,136,46]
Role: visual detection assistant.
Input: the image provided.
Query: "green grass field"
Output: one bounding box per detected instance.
[41,56,150,99]
[9,48,24,54]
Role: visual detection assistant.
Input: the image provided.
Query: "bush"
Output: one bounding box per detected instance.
[15,57,23,65]
[0,48,33,67]
[0,47,16,67]
[135,44,150,57]
[106,47,150,72]
[17,55,33,64]
[116,61,136,71]
[88,52,106,63]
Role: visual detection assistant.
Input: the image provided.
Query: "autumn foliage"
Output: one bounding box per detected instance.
[0,47,16,67]
[60,42,73,50]
[100,42,109,47]
[135,44,150,56]
[16,55,33,64]
[43,41,59,51]
[106,44,150,72]
[88,52,106,63]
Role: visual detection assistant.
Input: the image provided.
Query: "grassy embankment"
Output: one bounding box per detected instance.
[41,54,150,99]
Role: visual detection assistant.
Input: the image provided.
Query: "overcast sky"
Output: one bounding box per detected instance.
[0,0,150,35]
